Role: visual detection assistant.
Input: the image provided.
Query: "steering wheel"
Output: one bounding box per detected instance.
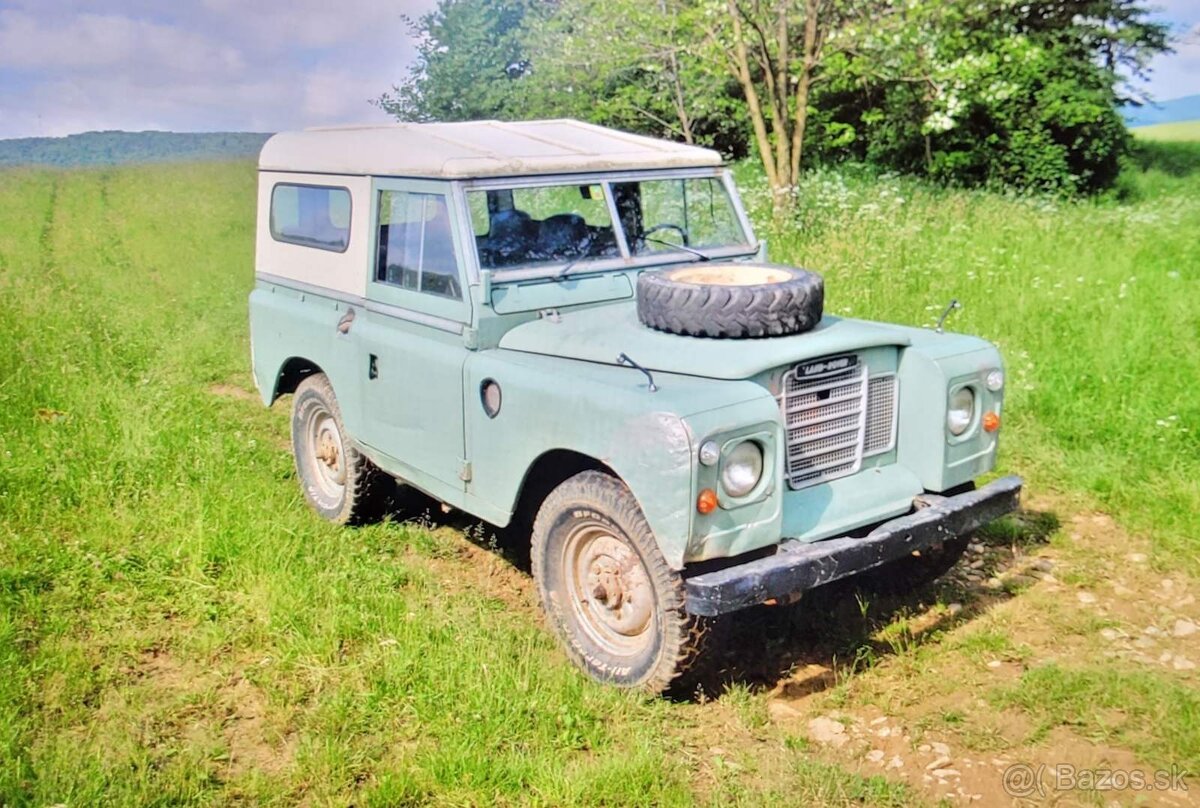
[643,223,689,246]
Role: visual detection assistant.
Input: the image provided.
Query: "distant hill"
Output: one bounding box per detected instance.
[1125,94,1200,129]
[0,130,272,168]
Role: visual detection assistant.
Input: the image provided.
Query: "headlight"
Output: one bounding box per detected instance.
[947,387,975,436]
[721,441,764,498]
[986,369,1004,392]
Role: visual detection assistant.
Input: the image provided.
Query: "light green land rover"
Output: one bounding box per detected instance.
[250,119,1021,693]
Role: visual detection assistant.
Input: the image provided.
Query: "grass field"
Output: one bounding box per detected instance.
[1132,119,1200,142]
[1,143,1198,805]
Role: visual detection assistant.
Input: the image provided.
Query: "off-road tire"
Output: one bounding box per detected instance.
[636,263,824,338]
[531,471,718,694]
[291,373,391,525]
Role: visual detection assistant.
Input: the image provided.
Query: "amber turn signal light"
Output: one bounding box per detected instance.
[982,411,1001,433]
[697,488,718,514]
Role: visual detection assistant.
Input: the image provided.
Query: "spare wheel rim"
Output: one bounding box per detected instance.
[663,265,793,286]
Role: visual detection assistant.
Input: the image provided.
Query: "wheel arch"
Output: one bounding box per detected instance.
[270,357,325,404]
[510,449,618,532]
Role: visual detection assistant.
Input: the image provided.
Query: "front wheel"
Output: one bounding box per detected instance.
[531,471,718,694]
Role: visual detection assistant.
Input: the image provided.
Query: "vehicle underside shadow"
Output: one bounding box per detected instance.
[379,483,534,573]
[673,507,1061,702]
[377,482,1059,704]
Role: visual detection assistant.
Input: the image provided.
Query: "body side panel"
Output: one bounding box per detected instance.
[248,282,365,432]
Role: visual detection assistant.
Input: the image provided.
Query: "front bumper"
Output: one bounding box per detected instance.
[684,475,1023,616]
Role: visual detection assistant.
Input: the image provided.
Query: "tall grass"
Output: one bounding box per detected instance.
[1,142,1196,803]
[0,164,925,805]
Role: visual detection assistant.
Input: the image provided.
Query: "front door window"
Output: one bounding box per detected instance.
[377,191,462,300]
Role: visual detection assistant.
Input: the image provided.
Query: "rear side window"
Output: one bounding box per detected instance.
[270,184,352,252]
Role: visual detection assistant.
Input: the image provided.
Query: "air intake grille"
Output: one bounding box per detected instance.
[780,358,898,490]
[863,375,898,456]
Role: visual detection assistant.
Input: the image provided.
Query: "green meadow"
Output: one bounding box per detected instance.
[0,141,1197,804]
[1133,119,1200,142]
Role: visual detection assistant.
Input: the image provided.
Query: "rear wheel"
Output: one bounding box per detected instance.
[531,471,718,693]
[291,373,391,524]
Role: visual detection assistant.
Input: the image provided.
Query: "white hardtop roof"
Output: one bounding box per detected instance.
[258,119,723,179]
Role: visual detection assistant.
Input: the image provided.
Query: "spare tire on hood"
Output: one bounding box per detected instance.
[636,263,824,339]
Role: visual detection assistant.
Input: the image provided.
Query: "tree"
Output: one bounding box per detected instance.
[693,0,899,212]
[528,0,746,152]
[807,0,1171,193]
[376,0,546,122]
[379,0,1170,196]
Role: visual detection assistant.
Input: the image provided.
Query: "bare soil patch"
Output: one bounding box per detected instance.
[208,382,260,404]
[671,497,1199,805]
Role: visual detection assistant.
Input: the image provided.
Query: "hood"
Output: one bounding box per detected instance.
[497,301,913,380]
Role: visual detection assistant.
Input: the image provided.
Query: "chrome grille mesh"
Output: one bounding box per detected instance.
[781,360,867,488]
[780,358,898,490]
[863,375,898,456]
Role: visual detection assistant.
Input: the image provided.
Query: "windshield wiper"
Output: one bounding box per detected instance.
[641,237,712,261]
[557,237,710,280]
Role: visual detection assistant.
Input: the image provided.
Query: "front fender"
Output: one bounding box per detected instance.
[463,349,767,568]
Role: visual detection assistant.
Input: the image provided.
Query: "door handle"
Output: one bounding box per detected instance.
[337,307,356,334]
[368,354,378,380]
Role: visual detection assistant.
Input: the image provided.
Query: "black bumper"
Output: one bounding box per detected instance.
[684,475,1023,616]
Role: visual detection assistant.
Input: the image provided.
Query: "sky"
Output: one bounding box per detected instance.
[0,0,1197,141]
[0,0,436,139]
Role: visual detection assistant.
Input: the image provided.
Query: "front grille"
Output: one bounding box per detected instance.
[780,358,898,490]
[863,375,898,456]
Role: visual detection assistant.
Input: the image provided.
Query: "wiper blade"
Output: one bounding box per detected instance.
[642,237,712,261]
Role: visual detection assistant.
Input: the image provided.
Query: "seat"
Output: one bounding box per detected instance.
[484,209,536,266]
[535,213,591,261]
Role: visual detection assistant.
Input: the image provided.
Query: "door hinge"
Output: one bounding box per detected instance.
[458,459,473,483]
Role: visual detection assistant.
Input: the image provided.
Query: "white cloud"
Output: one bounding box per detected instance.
[0,11,244,76]
[0,0,435,139]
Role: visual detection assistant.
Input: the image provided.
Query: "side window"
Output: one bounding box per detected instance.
[270,184,351,252]
[377,191,462,300]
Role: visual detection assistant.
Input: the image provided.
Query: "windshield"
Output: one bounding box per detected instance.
[467,175,750,274]
[614,177,747,256]
[468,183,620,271]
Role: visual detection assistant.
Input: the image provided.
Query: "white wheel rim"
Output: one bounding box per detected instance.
[305,406,346,500]
[562,522,655,656]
